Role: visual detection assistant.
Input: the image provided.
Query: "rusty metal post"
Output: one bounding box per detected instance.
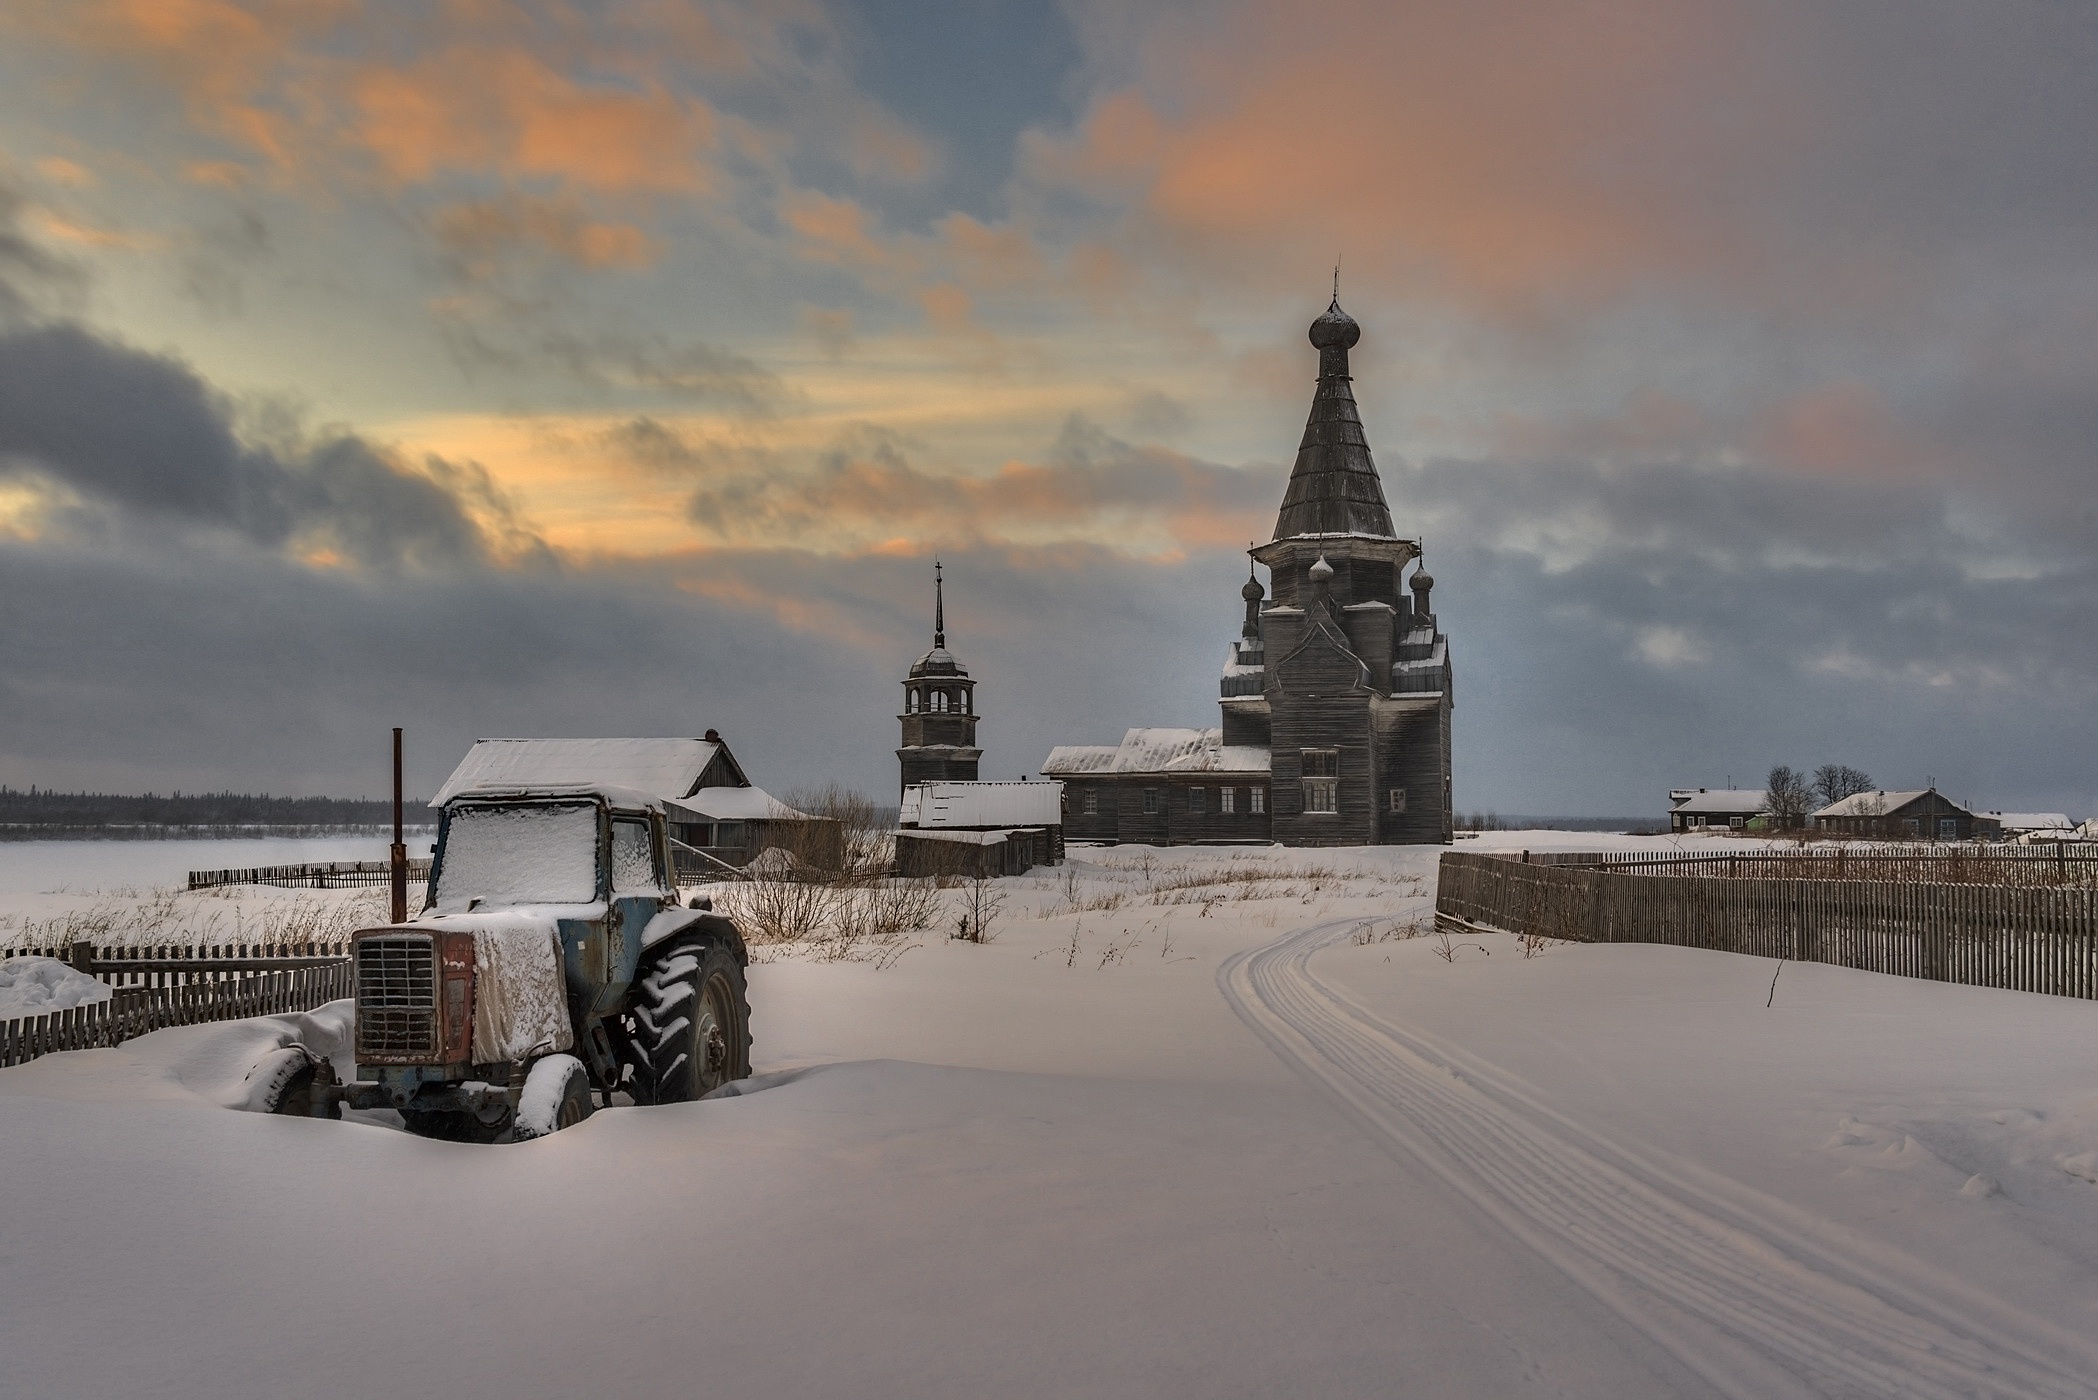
[389,726,408,925]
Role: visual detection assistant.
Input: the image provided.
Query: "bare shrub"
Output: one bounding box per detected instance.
[1432,926,1490,963]
[952,872,1006,943]
[713,869,838,945]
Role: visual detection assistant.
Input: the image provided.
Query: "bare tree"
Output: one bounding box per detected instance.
[1765,765,1813,830]
[1811,764,1874,809]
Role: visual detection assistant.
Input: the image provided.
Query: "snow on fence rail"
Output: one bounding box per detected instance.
[187,858,432,891]
[1,941,352,1068]
[1436,851,2098,1000]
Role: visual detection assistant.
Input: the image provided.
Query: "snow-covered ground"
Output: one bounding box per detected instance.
[3,833,2096,1398]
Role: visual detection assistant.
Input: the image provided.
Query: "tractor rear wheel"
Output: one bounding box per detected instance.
[625,941,750,1104]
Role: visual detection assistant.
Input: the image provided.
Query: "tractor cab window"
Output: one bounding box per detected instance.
[610,816,662,893]
[432,802,599,911]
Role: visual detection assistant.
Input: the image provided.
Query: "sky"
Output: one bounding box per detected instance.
[0,0,2094,817]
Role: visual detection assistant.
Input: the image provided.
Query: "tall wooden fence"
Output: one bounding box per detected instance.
[188,858,431,891]
[1,942,352,1068]
[1436,851,2098,1000]
[1511,843,2098,888]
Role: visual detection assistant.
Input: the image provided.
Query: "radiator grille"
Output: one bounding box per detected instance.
[356,935,437,1058]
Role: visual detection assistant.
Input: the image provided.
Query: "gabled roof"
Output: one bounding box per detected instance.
[1668,789,1770,814]
[432,737,746,807]
[1040,728,1271,776]
[1811,789,1961,819]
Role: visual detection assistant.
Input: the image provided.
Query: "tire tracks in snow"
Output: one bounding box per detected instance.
[1219,916,2098,1399]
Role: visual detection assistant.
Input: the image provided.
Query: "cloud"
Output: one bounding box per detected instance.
[664,415,1280,557]
[0,321,533,569]
[433,195,657,278]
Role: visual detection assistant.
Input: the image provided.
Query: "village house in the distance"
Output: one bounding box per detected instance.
[1042,293,1456,847]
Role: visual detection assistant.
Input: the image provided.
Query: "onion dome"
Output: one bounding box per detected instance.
[1242,574,1265,602]
[1410,570,1434,592]
[1309,555,1335,582]
[1308,297,1361,352]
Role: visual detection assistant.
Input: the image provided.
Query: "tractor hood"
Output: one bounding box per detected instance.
[413,906,592,1062]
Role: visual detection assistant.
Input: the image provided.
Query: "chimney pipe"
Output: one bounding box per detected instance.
[389,727,407,925]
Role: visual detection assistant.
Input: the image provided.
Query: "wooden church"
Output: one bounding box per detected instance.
[1042,294,1455,846]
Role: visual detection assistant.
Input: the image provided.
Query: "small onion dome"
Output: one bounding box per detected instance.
[1309,555,1335,582]
[1410,570,1435,592]
[1308,298,1361,351]
[1242,575,1265,602]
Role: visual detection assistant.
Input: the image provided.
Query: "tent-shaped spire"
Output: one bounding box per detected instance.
[1271,295,1396,541]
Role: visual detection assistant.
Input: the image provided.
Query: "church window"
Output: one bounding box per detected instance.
[1220,788,1236,814]
[1189,787,1206,814]
[1250,787,1266,815]
[1388,788,1407,813]
[1301,748,1339,814]
[1142,788,1159,815]
[1083,789,1099,816]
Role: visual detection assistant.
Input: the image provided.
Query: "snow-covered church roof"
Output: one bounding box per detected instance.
[1041,728,1270,776]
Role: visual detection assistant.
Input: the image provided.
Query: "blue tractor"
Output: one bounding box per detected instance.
[287,784,750,1140]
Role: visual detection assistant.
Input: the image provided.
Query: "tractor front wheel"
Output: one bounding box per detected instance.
[625,941,750,1104]
[513,1053,593,1140]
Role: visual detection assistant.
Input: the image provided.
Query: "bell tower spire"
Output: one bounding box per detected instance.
[934,559,946,648]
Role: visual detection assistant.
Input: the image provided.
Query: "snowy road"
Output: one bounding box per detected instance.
[1222,915,2098,1400]
[8,837,2098,1399]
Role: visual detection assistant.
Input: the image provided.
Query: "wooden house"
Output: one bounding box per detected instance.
[1811,789,1999,841]
[432,734,838,875]
[1667,788,1772,833]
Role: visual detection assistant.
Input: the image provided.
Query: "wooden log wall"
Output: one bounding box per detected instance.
[1436,851,2098,1000]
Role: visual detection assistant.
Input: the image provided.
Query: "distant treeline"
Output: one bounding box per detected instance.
[0,787,428,832]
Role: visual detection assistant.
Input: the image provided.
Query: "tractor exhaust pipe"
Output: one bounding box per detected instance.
[390,726,408,925]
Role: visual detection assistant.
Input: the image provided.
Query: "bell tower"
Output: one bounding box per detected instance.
[897,561,982,794]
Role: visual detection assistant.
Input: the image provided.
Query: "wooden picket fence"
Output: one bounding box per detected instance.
[188,859,431,891]
[1,941,353,1068]
[1436,851,2098,999]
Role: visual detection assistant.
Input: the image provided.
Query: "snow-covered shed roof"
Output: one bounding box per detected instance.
[433,737,744,807]
[1040,728,1271,777]
[1667,789,1770,815]
[901,781,1063,829]
[672,786,811,822]
[1984,812,2075,833]
[1812,790,1939,819]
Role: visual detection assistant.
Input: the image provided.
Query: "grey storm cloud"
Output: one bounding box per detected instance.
[0,323,505,569]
